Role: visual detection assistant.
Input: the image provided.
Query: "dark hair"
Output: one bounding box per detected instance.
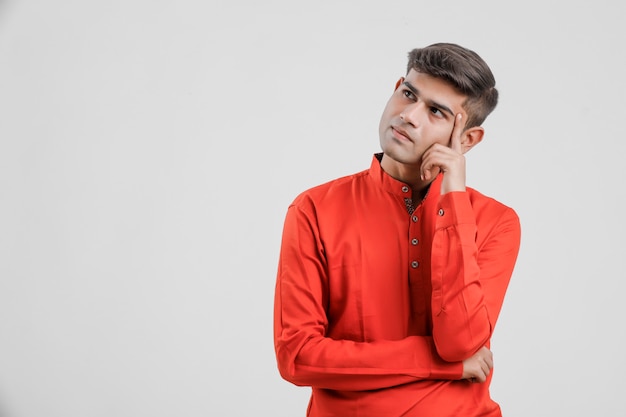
[407,43,498,128]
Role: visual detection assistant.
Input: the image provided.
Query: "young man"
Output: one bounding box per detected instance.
[273,43,521,416]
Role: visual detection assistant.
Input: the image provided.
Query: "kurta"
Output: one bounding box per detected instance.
[274,153,521,416]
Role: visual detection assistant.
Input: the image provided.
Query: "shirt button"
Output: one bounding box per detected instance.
[411,261,419,268]
[438,208,445,216]
[411,238,419,245]
[412,215,418,223]
[401,186,409,193]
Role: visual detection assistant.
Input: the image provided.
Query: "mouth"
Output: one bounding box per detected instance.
[391,126,412,142]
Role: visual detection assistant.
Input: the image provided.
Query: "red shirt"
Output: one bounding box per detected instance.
[274,154,521,416]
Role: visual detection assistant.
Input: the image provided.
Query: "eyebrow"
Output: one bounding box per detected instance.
[402,81,455,118]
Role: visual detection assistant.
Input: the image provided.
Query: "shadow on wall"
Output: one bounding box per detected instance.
[0,395,10,417]
[1,1,24,416]
[0,0,15,21]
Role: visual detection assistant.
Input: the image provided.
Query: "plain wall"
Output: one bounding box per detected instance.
[0,1,624,416]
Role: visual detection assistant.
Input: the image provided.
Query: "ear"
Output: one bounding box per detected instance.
[394,77,405,90]
[461,126,484,154]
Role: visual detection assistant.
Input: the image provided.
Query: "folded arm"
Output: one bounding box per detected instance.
[274,203,462,391]
[430,192,521,362]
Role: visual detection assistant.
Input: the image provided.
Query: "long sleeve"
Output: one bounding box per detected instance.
[274,202,462,391]
[430,191,521,362]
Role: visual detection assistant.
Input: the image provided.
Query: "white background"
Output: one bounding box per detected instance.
[1,1,624,416]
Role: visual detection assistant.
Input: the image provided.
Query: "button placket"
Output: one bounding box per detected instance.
[409,207,420,271]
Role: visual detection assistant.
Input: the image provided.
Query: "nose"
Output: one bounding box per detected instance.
[400,102,423,127]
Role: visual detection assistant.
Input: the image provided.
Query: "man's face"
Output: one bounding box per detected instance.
[378,69,468,166]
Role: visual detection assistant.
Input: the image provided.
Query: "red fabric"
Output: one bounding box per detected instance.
[274,154,521,416]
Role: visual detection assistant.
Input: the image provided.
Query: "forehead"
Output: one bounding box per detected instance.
[406,69,467,111]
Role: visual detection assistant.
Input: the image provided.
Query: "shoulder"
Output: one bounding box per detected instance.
[290,168,370,211]
[466,186,520,234]
[467,186,517,215]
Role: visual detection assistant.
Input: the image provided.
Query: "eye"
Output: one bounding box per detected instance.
[430,107,444,117]
[402,89,415,100]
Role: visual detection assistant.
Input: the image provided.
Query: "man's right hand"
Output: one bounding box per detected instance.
[461,346,493,383]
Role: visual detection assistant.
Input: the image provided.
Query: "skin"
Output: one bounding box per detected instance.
[378,69,492,382]
[462,346,493,383]
[378,69,484,198]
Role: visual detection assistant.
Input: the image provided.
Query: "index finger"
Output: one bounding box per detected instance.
[449,113,465,153]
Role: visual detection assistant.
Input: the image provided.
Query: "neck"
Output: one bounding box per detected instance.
[380,153,434,193]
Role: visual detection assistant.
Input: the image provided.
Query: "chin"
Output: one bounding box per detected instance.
[382,149,420,166]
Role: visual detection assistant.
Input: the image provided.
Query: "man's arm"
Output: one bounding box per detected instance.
[420,114,521,362]
[273,202,463,391]
[430,196,521,361]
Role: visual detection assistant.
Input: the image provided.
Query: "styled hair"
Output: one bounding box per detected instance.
[407,43,498,128]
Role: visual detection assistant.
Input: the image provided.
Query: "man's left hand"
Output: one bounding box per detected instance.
[420,113,467,194]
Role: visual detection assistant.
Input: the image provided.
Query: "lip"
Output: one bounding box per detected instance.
[391,126,412,142]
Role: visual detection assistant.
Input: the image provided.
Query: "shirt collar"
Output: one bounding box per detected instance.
[370,152,442,202]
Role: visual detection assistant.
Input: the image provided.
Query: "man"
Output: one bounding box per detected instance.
[273,43,521,416]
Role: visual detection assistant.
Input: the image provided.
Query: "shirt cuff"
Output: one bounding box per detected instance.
[429,355,464,380]
[435,191,475,229]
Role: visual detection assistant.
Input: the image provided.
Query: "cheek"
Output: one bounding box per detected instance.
[434,123,454,144]
[379,105,396,128]
[380,103,394,119]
